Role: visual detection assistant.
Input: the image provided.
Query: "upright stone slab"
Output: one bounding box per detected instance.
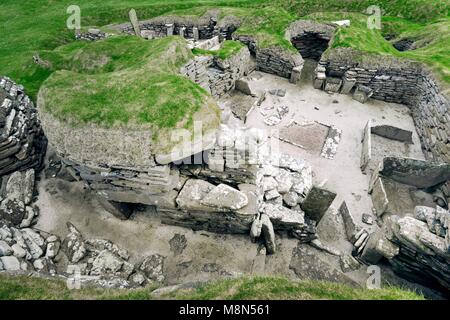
[166,24,174,36]
[324,77,342,92]
[193,27,199,41]
[338,201,360,243]
[128,9,141,37]
[179,27,186,38]
[289,65,303,84]
[371,178,389,217]
[353,85,373,103]
[360,120,372,172]
[301,186,336,222]
[340,71,356,94]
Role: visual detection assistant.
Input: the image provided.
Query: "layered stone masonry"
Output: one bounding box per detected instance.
[286,20,336,61]
[180,46,254,98]
[0,77,46,177]
[75,28,108,41]
[60,124,317,244]
[233,35,304,80]
[314,48,450,163]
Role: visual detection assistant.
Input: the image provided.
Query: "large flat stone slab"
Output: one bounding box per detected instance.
[380,157,450,189]
[301,186,336,222]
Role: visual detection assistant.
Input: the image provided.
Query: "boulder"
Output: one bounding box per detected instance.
[260,214,276,254]
[200,183,248,210]
[0,256,20,271]
[0,240,13,256]
[380,157,450,189]
[301,186,336,222]
[90,250,124,275]
[62,222,87,263]
[139,254,165,283]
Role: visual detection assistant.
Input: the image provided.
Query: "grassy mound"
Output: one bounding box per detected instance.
[0,274,424,300]
[192,40,246,59]
[38,36,217,129]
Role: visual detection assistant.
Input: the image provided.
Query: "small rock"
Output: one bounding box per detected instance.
[130,272,147,286]
[11,243,26,258]
[362,213,374,225]
[0,256,21,271]
[283,192,299,207]
[276,89,286,97]
[0,240,13,256]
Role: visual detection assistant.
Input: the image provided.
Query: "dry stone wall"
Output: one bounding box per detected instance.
[0,77,46,177]
[315,48,450,163]
[59,124,317,243]
[232,35,304,80]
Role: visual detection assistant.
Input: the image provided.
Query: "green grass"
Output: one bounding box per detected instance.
[0,274,425,300]
[306,12,450,88]
[192,40,245,60]
[38,35,216,129]
[0,0,449,128]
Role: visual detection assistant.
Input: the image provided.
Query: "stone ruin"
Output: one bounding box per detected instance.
[0,12,449,295]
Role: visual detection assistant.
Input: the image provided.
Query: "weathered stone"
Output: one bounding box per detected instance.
[371,125,413,144]
[353,85,373,103]
[0,240,13,256]
[339,254,360,273]
[169,234,187,256]
[200,183,248,210]
[0,256,20,271]
[360,120,371,172]
[301,186,336,222]
[283,192,299,207]
[90,250,124,275]
[128,9,141,36]
[260,214,276,254]
[62,222,87,263]
[235,78,253,96]
[371,178,389,217]
[338,201,359,243]
[380,157,450,189]
[139,254,165,283]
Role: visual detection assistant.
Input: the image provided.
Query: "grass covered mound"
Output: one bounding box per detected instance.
[38,35,218,130]
[0,274,425,300]
[192,40,245,59]
[306,12,450,86]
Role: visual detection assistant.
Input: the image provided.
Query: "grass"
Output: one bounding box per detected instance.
[0,274,425,300]
[38,35,216,129]
[0,0,448,128]
[192,40,245,60]
[306,12,450,87]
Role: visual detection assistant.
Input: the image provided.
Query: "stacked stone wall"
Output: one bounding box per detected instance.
[316,48,450,163]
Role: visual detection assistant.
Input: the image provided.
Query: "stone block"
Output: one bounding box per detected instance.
[301,186,336,222]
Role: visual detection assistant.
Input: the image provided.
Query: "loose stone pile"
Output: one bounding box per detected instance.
[0,77,46,176]
[62,223,164,288]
